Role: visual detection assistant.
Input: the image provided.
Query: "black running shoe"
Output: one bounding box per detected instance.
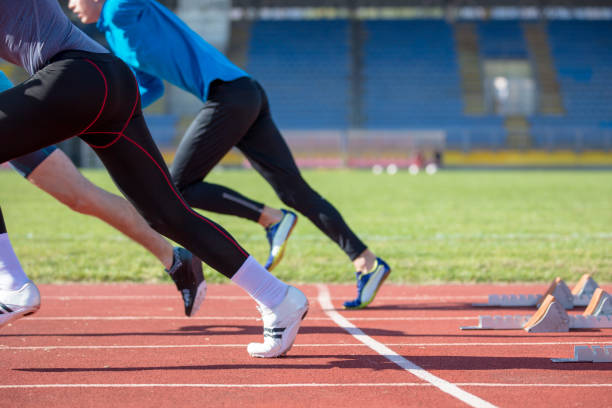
[166,247,206,317]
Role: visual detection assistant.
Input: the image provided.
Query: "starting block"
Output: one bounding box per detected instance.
[461,315,531,330]
[462,293,612,332]
[582,288,612,317]
[571,274,600,305]
[551,345,612,363]
[523,295,570,332]
[472,274,599,309]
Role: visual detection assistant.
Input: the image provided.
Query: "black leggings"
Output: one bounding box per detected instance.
[172,77,367,260]
[0,51,248,277]
[0,208,6,235]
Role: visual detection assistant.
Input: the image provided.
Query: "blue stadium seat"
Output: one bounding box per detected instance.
[243,18,610,151]
[144,114,178,148]
[246,20,350,129]
[477,21,528,59]
[529,21,612,149]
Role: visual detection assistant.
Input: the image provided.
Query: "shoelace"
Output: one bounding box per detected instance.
[356,261,379,291]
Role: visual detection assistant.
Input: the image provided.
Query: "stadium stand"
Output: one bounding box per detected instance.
[246,20,350,129]
[529,21,612,150]
[361,19,506,150]
[477,20,528,59]
[243,17,611,154]
[245,19,509,150]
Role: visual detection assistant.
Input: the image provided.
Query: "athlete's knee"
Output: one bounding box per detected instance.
[276,178,319,210]
[142,207,186,240]
[178,183,203,207]
[169,169,191,196]
[146,216,173,238]
[57,190,92,215]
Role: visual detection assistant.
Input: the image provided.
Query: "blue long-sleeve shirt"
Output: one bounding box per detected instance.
[96,0,248,108]
[0,70,12,92]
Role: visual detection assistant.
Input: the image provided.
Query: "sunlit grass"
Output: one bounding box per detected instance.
[1,168,610,284]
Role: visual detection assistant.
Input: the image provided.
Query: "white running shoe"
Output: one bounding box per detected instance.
[248,286,309,358]
[0,281,41,329]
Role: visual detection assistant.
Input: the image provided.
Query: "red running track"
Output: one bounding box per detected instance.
[0,283,611,408]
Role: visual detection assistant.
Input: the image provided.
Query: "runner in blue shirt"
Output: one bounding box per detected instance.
[69,0,392,309]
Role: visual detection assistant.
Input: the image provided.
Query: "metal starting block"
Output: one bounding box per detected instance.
[462,292,612,332]
[571,274,600,307]
[523,295,570,332]
[461,315,531,330]
[472,274,599,309]
[473,294,542,308]
[569,315,612,329]
[582,288,612,317]
[551,345,612,363]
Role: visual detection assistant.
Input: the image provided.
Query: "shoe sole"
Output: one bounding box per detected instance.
[187,280,207,317]
[266,216,298,271]
[344,267,392,310]
[0,304,40,329]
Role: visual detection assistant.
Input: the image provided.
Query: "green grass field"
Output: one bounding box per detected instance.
[1,168,610,285]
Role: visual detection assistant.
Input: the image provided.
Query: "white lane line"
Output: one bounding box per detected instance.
[24,316,477,321]
[1,383,611,389]
[1,341,610,351]
[457,384,612,387]
[316,284,496,408]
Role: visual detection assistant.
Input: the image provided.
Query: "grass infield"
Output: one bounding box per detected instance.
[1,168,610,284]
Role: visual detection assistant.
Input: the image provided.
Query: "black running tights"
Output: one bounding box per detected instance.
[0,51,248,277]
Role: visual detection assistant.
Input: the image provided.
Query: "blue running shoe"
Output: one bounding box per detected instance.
[343,258,391,309]
[166,247,206,317]
[264,210,298,271]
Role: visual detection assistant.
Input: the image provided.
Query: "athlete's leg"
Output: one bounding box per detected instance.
[236,82,390,309]
[1,54,307,352]
[88,91,303,347]
[170,78,285,228]
[0,207,40,328]
[25,148,174,269]
[0,54,279,292]
[2,66,203,316]
[0,208,29,291]
[237,82,373,266]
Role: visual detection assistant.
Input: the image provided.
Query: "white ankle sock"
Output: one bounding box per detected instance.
[0,233,29,290]
[231,256,288,309]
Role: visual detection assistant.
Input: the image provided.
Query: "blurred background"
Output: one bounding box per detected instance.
[3,0,612,170]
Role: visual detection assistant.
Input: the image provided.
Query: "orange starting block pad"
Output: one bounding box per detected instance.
[462,291,612,332]
[551,345,612,363]
[472,274,599,309]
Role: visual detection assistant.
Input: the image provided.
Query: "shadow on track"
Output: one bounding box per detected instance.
[15,354,612,373]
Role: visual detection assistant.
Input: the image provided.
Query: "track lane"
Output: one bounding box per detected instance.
[1,283,611,408]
